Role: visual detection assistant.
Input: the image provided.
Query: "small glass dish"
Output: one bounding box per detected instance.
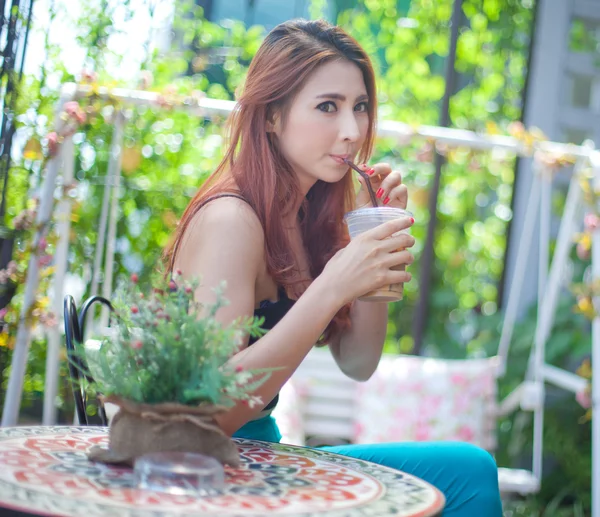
[134,451,225,496]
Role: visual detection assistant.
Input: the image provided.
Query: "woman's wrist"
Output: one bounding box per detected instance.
[305,274,345,315]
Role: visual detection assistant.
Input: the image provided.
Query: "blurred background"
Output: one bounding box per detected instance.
[0,0,598,514]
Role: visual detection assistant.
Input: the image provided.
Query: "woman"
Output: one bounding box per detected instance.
[166,19,502,516]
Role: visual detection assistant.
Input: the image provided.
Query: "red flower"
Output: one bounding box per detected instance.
[131,340,143,350]
[235,365,243,372]
[131,306,139,314]
[168,280,177,291]
[38,254,53,267]
[130,273,139,284]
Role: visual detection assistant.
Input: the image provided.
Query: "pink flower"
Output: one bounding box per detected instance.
[131,306,139,314]
[451,373,468,385]
[43,312,58,328]
[577,242,591,261]
[416,143,433,163]
[131,340,143,350]
[63,101,86,125]
[353,422,365,438]
[139,70,153,90]
[584,213,600,232]
[168,280,177,291]
[0,308,7,319]
[38,254,52,267]
[415,424,431,441]
[37,237,47,252]
[80,69,98,83]
[576,388,591,409]
[156,95,170,108]
[457,425,475,442]
[130,273,138,284]
[6,261,17,276]
[46,132,60,157]
[507,121,525,137]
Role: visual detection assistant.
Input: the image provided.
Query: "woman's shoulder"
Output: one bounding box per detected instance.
[187,194,265,247]
[173,194,266,298]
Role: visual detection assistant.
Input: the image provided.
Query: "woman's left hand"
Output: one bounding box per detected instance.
[355,163,408,210]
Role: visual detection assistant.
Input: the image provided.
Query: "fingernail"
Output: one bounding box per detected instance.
[367,168,375,176]
[376,188,384,198]
[410,217,415,224]
[383,197,390,205]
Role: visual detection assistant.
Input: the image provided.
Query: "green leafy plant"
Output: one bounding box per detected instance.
[78,271,271,408]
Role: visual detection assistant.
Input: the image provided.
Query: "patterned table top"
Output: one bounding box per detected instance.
[0,426,445,517]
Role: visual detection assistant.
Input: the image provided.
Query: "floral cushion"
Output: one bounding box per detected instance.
[353,355,500,451]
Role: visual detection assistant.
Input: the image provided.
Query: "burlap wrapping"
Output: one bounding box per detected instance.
[88,395,240,467]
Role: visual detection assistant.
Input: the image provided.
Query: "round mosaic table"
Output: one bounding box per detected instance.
[0,426,445,517]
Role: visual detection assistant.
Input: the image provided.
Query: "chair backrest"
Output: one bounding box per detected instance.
[63,295,87,424]
[63,294,113,426]
[284,348,358,445]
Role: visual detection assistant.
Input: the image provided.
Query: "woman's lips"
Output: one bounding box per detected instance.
[330,154,351,164]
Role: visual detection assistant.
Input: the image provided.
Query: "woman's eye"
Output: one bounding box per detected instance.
[354,102,369,113]
[317,101,337,113]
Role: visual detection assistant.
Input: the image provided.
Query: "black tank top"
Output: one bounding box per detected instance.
[197,194,296,410]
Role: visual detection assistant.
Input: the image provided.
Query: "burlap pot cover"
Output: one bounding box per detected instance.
[88,395,240,467]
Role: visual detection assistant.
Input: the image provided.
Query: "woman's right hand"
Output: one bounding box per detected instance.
[319,217,415,306]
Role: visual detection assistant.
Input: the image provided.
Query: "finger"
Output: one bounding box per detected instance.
[382,249,414,269]
[376,170,403,202]
[371,162,392,179]
[365,217,414,240]
[381,267,412,286]
[379,233,415,252]
[382,184,408,208]
[354,162,376,178]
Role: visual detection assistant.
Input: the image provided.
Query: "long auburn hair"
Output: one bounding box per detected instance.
[164,19,377,342]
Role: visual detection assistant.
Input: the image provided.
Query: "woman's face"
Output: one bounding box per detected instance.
[273,59,370,194]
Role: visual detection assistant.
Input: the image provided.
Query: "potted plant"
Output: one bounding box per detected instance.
[76,271,271,467]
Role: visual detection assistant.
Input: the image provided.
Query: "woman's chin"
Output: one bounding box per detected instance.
[317,165,349,183]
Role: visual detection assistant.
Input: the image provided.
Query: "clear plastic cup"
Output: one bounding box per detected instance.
[134,451,225,496]
[344,206,413,302]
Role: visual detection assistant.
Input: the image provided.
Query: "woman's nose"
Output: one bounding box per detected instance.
[339,110,361,142]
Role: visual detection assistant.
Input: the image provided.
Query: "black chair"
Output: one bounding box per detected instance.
[63,295,113,426]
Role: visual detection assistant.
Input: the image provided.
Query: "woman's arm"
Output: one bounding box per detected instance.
[328,301,389,381]
[174,198,340,435]
[174,197,413,435]
[330,163,413,381]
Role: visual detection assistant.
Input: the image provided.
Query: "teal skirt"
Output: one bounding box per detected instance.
[233,415,502,517]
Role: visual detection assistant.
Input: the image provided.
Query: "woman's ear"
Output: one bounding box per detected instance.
[266,107,280,133]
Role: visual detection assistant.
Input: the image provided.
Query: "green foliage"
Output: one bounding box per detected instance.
[78,273,271,407]
[332,0,537,357]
